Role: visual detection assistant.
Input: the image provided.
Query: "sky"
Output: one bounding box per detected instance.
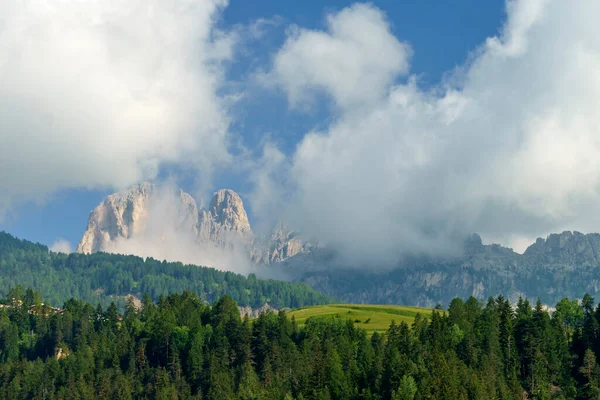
[2,0,599,263]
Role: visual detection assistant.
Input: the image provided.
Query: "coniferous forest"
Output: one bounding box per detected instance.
[0,232,331,310]
[1,287,600,399]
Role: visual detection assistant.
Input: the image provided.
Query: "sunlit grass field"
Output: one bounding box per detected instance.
[287,304,441,335]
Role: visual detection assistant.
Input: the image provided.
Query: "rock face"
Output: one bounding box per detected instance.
[238,303,277,318]
[77,182,305,264]
[78,183,600,308]
[197,189,252,246]
[77,183,201,254]
[77,182,155,254]
[250,223,314,264]
[290,230,600,307]
[523,231,600,267]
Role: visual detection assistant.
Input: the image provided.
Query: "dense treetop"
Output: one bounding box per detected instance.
[1,287,600,399]
[0,231,332,310]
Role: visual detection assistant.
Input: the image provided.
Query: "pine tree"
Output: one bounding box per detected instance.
[580,348,600,399]
[237,361,262,400]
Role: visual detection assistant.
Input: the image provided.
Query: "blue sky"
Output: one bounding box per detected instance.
[3,0,599,259]
[0,0,506,249]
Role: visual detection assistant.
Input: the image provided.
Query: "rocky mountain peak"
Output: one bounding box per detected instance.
[463,233,483,253]
[76,182,156,254]
[109,181,154,206]
[208,189,251,234]
[77,183,306,265]
[250,221,314,264]
[547,231,591,250]
[522,230,600,267]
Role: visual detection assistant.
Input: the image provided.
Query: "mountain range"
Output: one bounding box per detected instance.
[77,183,600,307]
[77,182,314,266]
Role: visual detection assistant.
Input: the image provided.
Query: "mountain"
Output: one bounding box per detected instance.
[289,231,600,307]
[522,231,600,267]
[197,188,252,244]
[78,183,600,307]
[77,182,310,264]
[250,222,315,264]
[77,182,157,253]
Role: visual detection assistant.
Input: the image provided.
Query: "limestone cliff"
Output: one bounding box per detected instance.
[197,189,252,246]
[250,223,313,264]
[523,231,600,268]
[77,182,155,254]
[290,231,600,307]
[77,183,307,264]
[77,184,600,307]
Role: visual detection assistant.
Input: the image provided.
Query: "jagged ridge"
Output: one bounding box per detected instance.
[77,182,309,264]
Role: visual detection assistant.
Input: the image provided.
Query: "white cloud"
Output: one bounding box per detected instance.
[50,238,73,254]
[257,0,600,262]
[107,234,255,275]
[246,142,289,232]
[0,0,234,217]
[266,3,412,110]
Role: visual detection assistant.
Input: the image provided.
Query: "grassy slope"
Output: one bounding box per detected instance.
[287,304,441,335]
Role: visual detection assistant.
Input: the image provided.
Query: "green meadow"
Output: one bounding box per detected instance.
[287,304,440,335]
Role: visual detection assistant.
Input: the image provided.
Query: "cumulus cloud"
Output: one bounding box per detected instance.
[266,3,412,110]
[256,0,600,263]
[246,143,288,232]
[50,238,73,254]
[0,0,234,218]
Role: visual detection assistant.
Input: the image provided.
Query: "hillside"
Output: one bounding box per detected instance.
[288,304,439,335]
[0,232,332,310]
[77,184,600,307]
[287,232,600,307]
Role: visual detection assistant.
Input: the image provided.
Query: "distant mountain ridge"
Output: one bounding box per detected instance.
[290,231,600,307]
[523,231,600,267]
[77,183,600,307]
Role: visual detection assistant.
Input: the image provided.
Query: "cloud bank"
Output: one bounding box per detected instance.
[49,238,73,254]
[5,0,600,269]
[0,0,234,216]
[255,0,600,263]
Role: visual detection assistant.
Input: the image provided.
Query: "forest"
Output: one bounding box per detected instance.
[1,287,600,399]
[0,232,331,310]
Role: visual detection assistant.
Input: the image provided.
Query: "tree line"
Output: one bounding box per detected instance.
[1,287,600,399]
[0,231,332,310]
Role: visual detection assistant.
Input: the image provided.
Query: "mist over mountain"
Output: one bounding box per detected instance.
[77,183,600,307]
[4,0,600,274]
[77,182,315,275]
[290,231,600,307]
